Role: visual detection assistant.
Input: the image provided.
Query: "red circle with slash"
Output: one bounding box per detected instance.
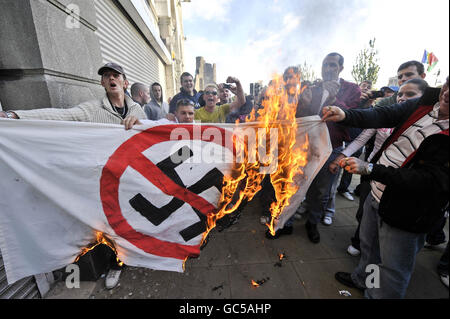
[100,124,233,260]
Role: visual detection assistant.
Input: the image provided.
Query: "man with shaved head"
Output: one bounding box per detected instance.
[130,82,151,107]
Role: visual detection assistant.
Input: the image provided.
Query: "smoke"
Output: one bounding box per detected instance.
[182,0,449,91]
[272,0,371,72]
[226,0,373,84]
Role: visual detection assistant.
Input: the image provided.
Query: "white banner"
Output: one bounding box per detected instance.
[0,117,331,284]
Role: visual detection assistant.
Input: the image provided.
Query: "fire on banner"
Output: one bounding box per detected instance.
[0,117,330,284]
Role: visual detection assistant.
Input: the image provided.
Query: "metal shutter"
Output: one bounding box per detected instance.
[0,252,40,299]
[94,0,161,86]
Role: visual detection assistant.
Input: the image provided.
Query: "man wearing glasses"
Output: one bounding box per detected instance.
[194,76,245,123]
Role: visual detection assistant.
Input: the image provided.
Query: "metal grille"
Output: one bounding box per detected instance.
[94,0,161,87]
[0,252,40,299]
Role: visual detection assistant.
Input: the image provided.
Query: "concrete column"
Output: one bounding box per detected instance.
[165,63,177,98]
[0,0,104,111]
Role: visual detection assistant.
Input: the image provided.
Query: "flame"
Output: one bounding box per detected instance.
[75,231,123,266]
[200,70,309,244]
[251,277,270,287]
[279,253,285,261]
[183,256,188,271]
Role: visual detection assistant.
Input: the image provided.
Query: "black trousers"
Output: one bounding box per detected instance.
[350,177,371,250]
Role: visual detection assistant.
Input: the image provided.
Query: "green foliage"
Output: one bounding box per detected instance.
[351,38,380,86]
[297,61,319,82]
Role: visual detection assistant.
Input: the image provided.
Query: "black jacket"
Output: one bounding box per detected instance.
[341,88,449,233]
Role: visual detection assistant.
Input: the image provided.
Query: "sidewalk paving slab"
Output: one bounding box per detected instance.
[292,258,363,299]
[227,262,308,299]
[44,179,449,299]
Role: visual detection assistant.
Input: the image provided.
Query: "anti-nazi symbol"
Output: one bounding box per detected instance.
[129,146,224,242]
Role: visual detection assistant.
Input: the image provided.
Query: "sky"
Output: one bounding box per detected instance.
[181,0,449,94]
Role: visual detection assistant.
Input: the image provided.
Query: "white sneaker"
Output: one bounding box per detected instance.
[260,216,270,225]
[105,269,122,289]
[440,274,449,288]
[340,191,354,201]
[347,245,361,257]
[322,216,332,226]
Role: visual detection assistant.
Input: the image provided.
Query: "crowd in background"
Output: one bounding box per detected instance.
[1,52,448,299]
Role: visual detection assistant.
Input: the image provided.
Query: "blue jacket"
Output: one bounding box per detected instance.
[169,88,202,113]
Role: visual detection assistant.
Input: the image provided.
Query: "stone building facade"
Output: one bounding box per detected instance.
[194,56,216,91]
[0,0,187,111]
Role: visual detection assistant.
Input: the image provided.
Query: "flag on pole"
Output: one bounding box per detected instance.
[421,49,428,63]
[427,52,438,72]
[422,50,439,72]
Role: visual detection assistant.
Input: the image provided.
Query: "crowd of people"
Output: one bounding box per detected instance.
[0,53,448,298]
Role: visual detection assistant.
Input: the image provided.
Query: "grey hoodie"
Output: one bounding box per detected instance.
[144,82,169,120]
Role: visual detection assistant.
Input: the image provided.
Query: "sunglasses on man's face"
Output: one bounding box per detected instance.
[204,91,218,96]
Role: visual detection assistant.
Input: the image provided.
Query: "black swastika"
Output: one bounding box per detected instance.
[129,146,224,242]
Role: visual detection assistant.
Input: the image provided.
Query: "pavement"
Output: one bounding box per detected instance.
[45,178,449,300]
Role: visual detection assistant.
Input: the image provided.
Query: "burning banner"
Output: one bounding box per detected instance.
[0,87,330,285]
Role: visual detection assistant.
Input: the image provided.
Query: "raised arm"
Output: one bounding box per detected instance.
[340,98,419,129]
[227,76,245,112]
[322,98,419,129]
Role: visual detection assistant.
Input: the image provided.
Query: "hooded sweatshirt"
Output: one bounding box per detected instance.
[144,82,169,120]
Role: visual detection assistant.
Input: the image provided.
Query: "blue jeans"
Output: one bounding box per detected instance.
[351,193,426,298]
[368,220,426,298]
[324,164,341,219]
[298,146,343,224]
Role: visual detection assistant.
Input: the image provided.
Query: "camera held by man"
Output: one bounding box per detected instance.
[359,86,398,107]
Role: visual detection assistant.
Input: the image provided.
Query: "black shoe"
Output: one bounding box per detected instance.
[425,239,446,247]
[215,215,229,232]
[265,225,293,239]
[216,211,241,232]
[305,221,320,243]
[335,272,364,291]
[425,232,446,246]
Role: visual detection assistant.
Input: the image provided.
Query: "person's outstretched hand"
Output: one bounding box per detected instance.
[321,106,345,122]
